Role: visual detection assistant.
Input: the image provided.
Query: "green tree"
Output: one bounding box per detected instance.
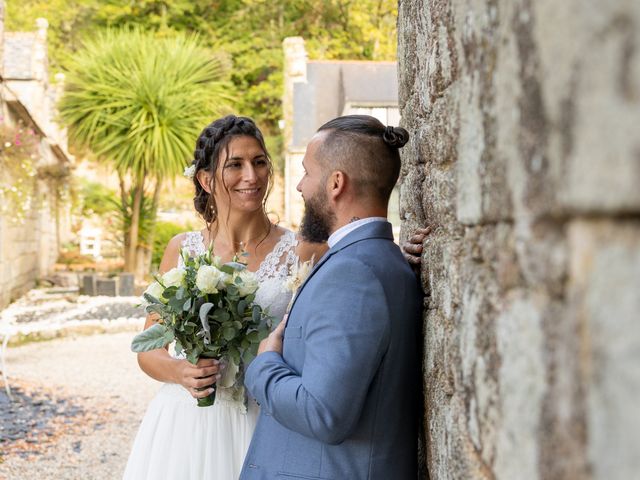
[59,29,233,278]
[9,0,397,134]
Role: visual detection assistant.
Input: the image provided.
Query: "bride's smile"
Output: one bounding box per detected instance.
[217,135,270,212]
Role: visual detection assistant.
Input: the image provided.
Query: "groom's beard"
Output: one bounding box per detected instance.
[300,190,335,243]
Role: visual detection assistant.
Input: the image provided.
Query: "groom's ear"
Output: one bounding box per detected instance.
[327,170,346,200]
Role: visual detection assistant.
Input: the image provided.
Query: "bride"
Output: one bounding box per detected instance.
[123,115,325,479]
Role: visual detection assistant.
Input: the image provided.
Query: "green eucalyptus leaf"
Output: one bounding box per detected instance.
[237,300,247,316]
[252,305,261,323]
[226,285,238,296]
[143,293,163,305]
[246,330,261,343]
[164,286,178,296]
[242,348,256,365]
[186,349,200,365]
[131,323,174,352]
[215,309,230,323]
[168,297,184,312]
[183,297,192,311]
[223,327,236,341]
[228,346,241,365]
[174,341,184,358]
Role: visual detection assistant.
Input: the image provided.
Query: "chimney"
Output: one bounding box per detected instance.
[33,17,48,82]
[0,1,5,79]
[282,37,307,150]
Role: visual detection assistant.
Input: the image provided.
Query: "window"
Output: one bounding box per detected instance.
[348,106,400,126]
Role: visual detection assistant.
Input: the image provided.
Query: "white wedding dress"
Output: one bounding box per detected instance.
[123,229,298,480]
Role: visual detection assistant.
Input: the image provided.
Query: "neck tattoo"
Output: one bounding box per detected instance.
[349,216,361,223]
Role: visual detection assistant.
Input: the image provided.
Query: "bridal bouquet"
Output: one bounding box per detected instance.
[131,249,273,407]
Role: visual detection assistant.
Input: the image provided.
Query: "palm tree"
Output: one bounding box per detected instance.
[60,29,233,277]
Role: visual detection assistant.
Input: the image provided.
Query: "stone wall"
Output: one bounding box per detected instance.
[398,1,640,478]
[0,11,72,308]
[0,182,60,306]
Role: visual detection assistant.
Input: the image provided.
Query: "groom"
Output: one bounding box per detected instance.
[240,115,422,479]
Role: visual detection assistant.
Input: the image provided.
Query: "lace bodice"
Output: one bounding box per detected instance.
[176,229,299,409]
[178,229,298,320]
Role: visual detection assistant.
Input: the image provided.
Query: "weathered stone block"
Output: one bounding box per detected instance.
[567,220,640,480]
[399,0,640,478]
[81,274,96,296]
[118,273,135,296]
[96,278,117,297]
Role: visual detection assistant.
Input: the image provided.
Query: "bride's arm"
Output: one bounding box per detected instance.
[136,233,221,398]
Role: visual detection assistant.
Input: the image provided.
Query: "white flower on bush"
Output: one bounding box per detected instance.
[234,270,259,296]
[196,265,226,294]
[162,267,186,287]
[143,281,165,303]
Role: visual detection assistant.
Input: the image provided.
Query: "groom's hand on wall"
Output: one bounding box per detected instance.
[402,225,433,274]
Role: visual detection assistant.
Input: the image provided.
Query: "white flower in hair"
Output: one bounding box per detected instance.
[183,164,196,179]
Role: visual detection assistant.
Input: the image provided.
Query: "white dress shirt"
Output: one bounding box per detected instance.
[327,217,387,248]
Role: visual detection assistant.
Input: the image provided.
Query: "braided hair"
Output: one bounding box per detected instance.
[191,115,273,224]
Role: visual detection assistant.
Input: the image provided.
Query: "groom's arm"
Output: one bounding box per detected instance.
[245,258,390,444]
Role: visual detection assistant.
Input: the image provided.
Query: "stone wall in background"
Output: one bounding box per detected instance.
[398,1,640,478]
[0,9,72,308]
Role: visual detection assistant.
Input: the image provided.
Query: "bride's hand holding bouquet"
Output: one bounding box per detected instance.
[131,248,273,407]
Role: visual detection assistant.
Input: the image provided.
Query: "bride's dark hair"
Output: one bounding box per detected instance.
[191,115,273,224]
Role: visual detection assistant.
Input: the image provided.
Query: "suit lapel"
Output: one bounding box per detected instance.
[285,221,394,322]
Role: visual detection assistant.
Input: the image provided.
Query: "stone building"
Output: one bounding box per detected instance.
[282,37,401,229]
[398,1,640,479]
[0,4,72,308]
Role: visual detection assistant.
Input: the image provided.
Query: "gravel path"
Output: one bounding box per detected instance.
[0,331,160,479]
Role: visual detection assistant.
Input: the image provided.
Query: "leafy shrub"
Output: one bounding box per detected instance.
[152,221,188,269]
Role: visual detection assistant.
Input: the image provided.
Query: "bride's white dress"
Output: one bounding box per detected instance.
[123,229,298,480]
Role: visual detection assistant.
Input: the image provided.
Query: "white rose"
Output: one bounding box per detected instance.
[162,267,186,287]
[234,270,259,296]
[220,271,233,287]
[143,281,165,303]
[196,265,225,294]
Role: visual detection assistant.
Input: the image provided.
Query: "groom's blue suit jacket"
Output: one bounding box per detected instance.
[240,221,422,480]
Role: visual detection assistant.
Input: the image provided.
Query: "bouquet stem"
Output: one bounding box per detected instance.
[197,384,216,407]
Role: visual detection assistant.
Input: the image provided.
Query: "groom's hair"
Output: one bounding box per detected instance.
[317,115,409,204]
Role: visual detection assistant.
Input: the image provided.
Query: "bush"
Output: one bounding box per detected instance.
[80,180,119,216]
[152,221,188,269]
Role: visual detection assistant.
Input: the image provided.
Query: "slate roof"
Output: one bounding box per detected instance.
[291,61,398,148]
[3,33,36,80]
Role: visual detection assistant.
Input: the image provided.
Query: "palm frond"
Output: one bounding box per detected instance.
[59,29,235,182]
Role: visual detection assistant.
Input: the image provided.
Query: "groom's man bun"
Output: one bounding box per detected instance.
[317,115,410,204]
